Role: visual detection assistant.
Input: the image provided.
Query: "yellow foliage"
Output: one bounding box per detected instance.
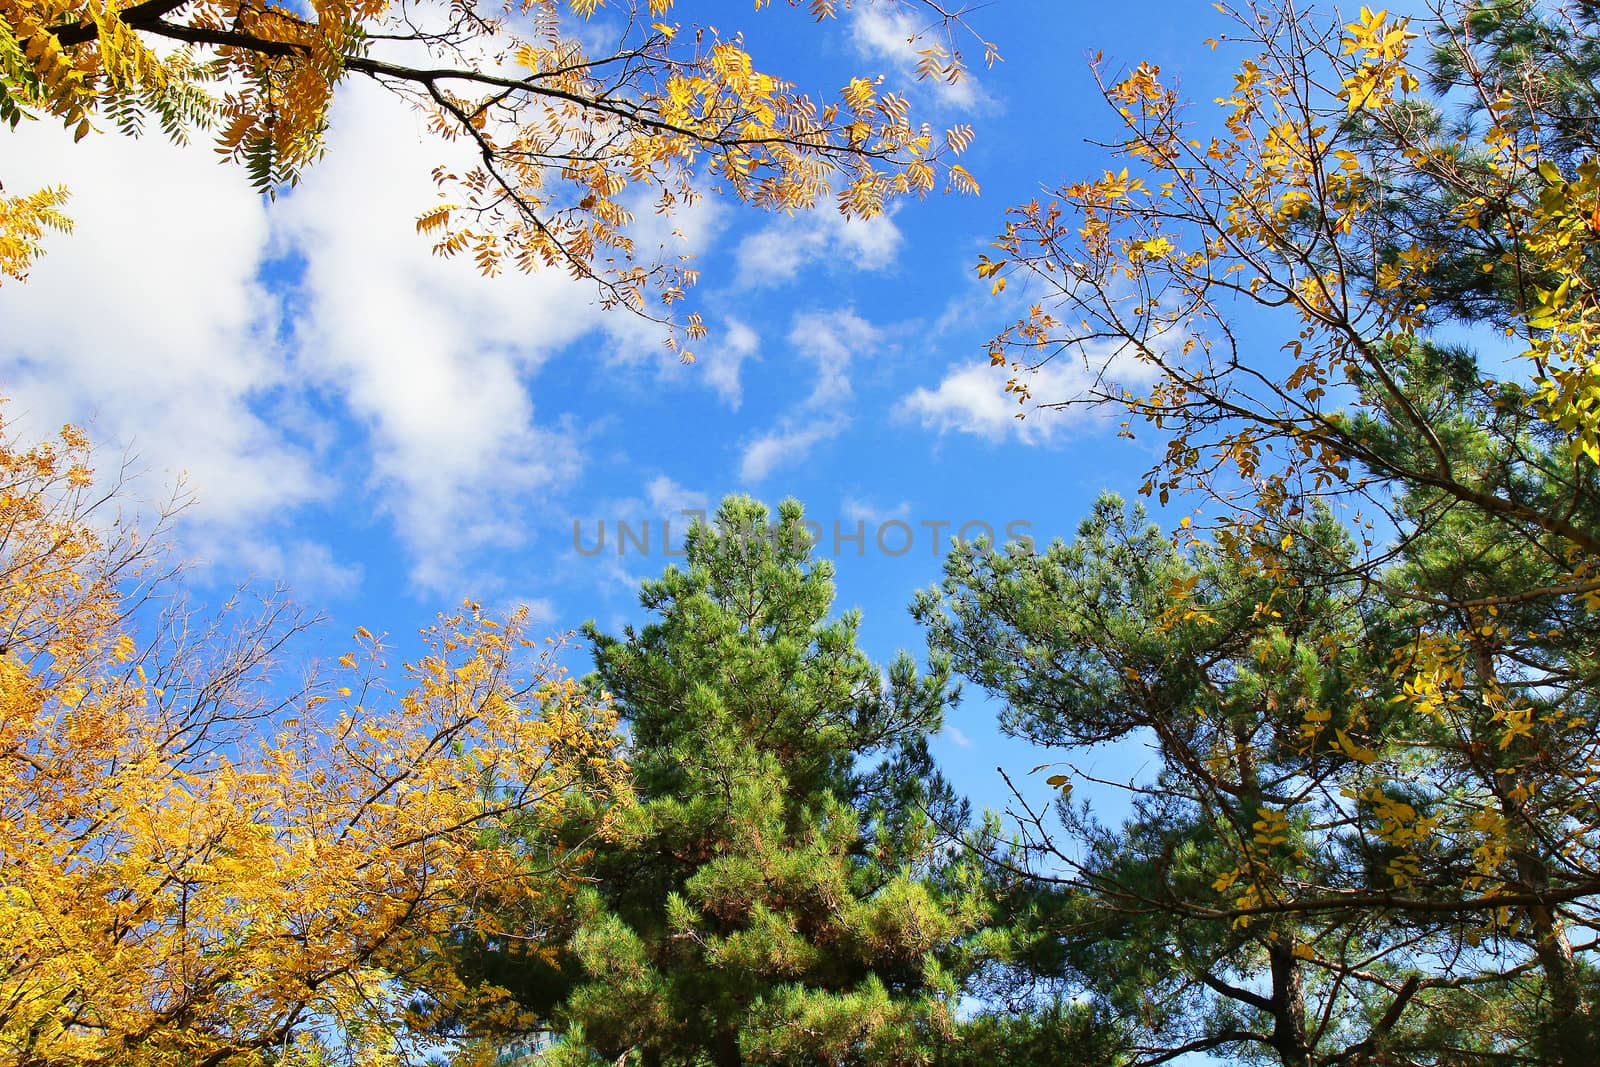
[0,0,997,343]
[978,0,1600,945]
[0,183,71,283]
[0,405,627,1067]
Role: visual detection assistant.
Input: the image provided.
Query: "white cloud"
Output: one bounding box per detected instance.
[273,82,605,594]
[0,75,718,600]
[734,197,901,287]
[0,116,329,546]
[565,474,710,598]
[849,5,990,112]
[645,474,710,520]
[899,361,1036,443]
[3,48,936,607]
[211,536,365,600]
[789,308,877,409]
[736,308,879,482]
[899,344,1162,445]
[693,318,760,409]
[643,474,710,557]
[841,496,910,525]
[942,724,972,748]
[492,594,560,629]
[739,416,848,483]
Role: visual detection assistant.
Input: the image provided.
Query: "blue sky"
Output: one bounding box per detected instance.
[0,0,1286,816]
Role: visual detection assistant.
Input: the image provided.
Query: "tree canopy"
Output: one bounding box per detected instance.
[465,498,1056,1067]
[0,406,626,1067]
[16,1,1600,1065]
[0,0,990,349]
[959,1,1600,1062]
[919,495,1579,1064]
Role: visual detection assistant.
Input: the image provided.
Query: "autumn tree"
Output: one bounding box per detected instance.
[463,498,1077,1067]
[918,496,1562,1066]
[0,0,990,345]
[0,403,626,1067]
[0,182,69,283]
[1352,0,1600,326]
[965,0,1600,1061]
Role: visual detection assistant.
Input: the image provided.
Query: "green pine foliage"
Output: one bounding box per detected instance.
[515,497,1083,1067]
[915,496,1460,1067]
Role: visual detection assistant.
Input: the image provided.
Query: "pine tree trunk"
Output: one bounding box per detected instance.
[1477,645,1598,1064]
[1515,849,1596,1065]
[712,1028,741,1067]
[1268,940,1313,1067]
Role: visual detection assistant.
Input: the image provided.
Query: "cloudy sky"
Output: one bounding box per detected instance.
[0,0,1249,809]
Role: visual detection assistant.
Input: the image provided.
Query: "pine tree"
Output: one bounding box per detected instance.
[537,498,1000,1067]
[915,497,1550,1066]
[967,2,1600,1058]
[1347,340,1600,1062]
[1337,0,1600,328]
